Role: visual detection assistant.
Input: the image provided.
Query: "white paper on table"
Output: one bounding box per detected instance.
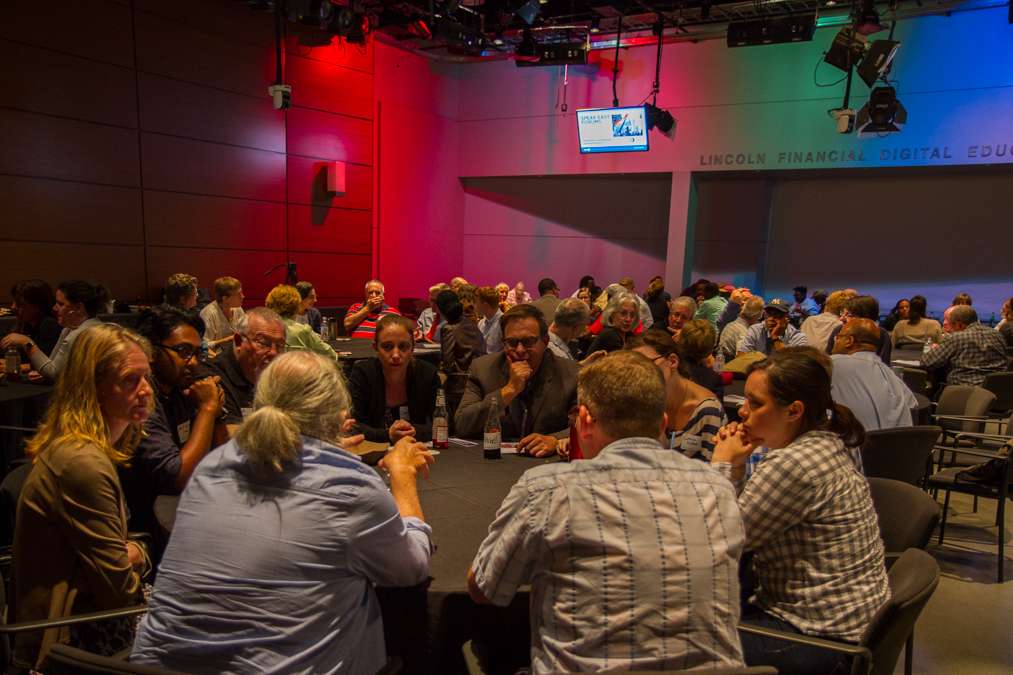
[449,437,478,446]
[892,359,922,367]
[500,442,519,455]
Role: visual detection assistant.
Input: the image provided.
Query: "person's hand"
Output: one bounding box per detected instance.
[380,436,435,479]
[768,322,786,340]
[506,359,533,393]
[126,541,145,571]
[413,327,423,342]
[0,333,30,350]
[341,417,358,435]
[341,433,365,448]
[555,438,570,460]
[26,370,44,383]
[711,422,755,465]
[518,433,558,457]
[187,376,224,415]
[579,350,607,367]
[367,295,384,311]
[389,419,417,444]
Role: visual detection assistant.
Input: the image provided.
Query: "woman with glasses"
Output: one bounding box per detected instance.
[1,279,108,382]
[13,324,152,669]
[121,306,225,538]
[588,291,640,353]
[265,284,339,361]
[348,315,439,444]
[627,330,726,460]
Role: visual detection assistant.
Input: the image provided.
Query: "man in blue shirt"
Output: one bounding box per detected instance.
[831,319,917,430]
[790,285,820,324]
[737,299,809,356]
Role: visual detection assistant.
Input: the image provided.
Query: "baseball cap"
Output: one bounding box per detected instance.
[764,299,791,315]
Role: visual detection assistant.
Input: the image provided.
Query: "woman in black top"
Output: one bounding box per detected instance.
[4,280,62,356]
[348,314,439,443]
[644,275,672,327]
[588,292,639,353]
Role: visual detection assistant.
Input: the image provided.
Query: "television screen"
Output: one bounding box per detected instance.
[576,106,649,154]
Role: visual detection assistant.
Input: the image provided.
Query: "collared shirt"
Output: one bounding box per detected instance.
[831,351,916,431]
[801,312,841,352]
[670,398,725,460]
[199,302,244,342]
[347,303,400,340]
[283,318,339,361]
[203,343,254,425]
[477,310,504,353]
[737,322,808,355]
[715,431,889,641]
[718,316,751,362]
[920,322,1007,386]
[546,330,573,360]
[416,307,442,343]
[471,437,745,674]
[131,437,433,675]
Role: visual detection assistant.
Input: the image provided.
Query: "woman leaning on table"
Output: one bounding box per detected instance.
[710,347,888,674]
[13,324,152,669]
[265,284,339,361]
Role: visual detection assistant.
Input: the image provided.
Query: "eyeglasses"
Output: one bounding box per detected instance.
[158,343,201,362]
[242,334,286,352]
[504,336,541,349]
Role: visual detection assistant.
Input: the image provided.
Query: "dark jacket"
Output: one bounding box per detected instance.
[587,326,627,353]
[441,320,487,416]
[348,357,439,443]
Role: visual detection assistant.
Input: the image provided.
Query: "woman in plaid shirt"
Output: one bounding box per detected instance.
[711,347,889,674]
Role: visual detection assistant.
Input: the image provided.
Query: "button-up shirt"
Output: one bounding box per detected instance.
[546,330,573,360]
[737,322,808,355]
[695,295,728,331]
[715,431,889,642]
[920,322,1007,386]
[131,437,433,675]
[831,351,917,431]
[801,312,841,352]
[718,316,751,362]
[471,437,745,674]
[477,310,503,353]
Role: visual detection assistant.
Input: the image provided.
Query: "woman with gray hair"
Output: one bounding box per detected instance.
[132,351,435,675]
[588,290,640,353]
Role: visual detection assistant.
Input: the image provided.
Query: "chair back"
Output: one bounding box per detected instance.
[43,644,186,674]
[866,478,940,552]
[898,368,927,396]
[981,372,1013,414]
[0,463,32,548]
[860,548,940,675]
[861,426,940,485]
[936,385,996,432]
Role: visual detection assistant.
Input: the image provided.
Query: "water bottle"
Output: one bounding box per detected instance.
[922,337,933,356]
[4,346,20,381]
[432,388,449,449]
[483,394,502,460]
[320,316,330,338]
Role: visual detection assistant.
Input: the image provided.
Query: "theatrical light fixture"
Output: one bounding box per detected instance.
[854,0,884,35]
[516,0,541,26]
[856,86,907,136]
[857,39,900,87]
[823,27,866,73]
[645,103,676,134]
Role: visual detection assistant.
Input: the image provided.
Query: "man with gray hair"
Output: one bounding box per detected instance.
[547,297,590,361]
[718,296,764,362]
[467,351,745,672]
[921,304,1006,386]
[345,279,401,339]
[203,307,287,433]
[667,295,697,339]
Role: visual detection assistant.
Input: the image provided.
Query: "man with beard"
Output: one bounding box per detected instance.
[123,305,225,535]
[202,307,287,435]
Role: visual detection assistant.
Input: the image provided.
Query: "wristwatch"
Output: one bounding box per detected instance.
[24,341,34,354]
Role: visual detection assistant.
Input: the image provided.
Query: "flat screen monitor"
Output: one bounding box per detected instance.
[576,105,649,154]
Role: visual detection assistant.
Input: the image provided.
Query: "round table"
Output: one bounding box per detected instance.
[0,380,53,472]
[153,441,549,674]
[327,337,442,367]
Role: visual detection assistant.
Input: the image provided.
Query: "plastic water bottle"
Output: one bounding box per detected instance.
[483,394,502,460]
[922,337,933,356]
[432,388,449,449]
[4,346,20,380]
[320,316,330,338]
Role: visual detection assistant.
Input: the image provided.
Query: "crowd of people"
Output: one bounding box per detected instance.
[1,269,1011,674]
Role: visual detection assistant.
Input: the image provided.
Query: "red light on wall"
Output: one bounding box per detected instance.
[327,161,346,196]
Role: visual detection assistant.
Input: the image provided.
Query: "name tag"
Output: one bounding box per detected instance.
[241,407,253,420]
[681,434,703,456]
[176,420,191,444]
[399,406,410,422]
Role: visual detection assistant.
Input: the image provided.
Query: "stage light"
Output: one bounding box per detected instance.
[857,39,900,87]
[492,32,505,45]
[516,0,541,26]
[645,103,676,134]
[856,86,907,135]
[824,27,866,73]
[855,0,884,35]
[589,17,600,33]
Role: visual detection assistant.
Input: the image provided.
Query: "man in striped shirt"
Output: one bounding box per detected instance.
[344,279,400,339]
[467,351,745,673]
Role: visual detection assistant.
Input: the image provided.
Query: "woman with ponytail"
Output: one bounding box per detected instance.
[132,351,436,675]
[711,347,888,674]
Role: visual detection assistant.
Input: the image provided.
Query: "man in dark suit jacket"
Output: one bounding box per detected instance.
[455,304,579,457]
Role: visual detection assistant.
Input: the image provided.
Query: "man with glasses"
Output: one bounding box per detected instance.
[123,306,225,537]
[455,304,578,457]
[203,307,286,435]
[831,318,917,430]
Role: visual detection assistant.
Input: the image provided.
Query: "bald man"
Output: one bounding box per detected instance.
[831,318,917,431]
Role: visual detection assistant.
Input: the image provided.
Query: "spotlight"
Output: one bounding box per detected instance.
[589,17,600,33]
[856,86,907,136]
[855,0,884,35]
[857,39,900,87]
[645,103,676,134]
[516,0,541,26]
[492,31,505,45]
[824,27,866,73]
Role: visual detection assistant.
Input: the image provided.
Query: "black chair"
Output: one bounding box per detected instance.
[0,462,32,549]
[860,426,941,486]
[925,440,1012,582]
[738,548,939,675]
[897,367,928,396]
[933,385,996,443]
[981,372,1013,417]
[44,643,185,674]
[867,478,941,555]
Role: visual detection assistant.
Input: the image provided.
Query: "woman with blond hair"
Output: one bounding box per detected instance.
[265,283,339,361]
[132,351,435,674]
[13,324,153,669]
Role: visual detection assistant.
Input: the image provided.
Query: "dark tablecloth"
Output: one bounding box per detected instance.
[327,338,442,367]
[0,381,53,473]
